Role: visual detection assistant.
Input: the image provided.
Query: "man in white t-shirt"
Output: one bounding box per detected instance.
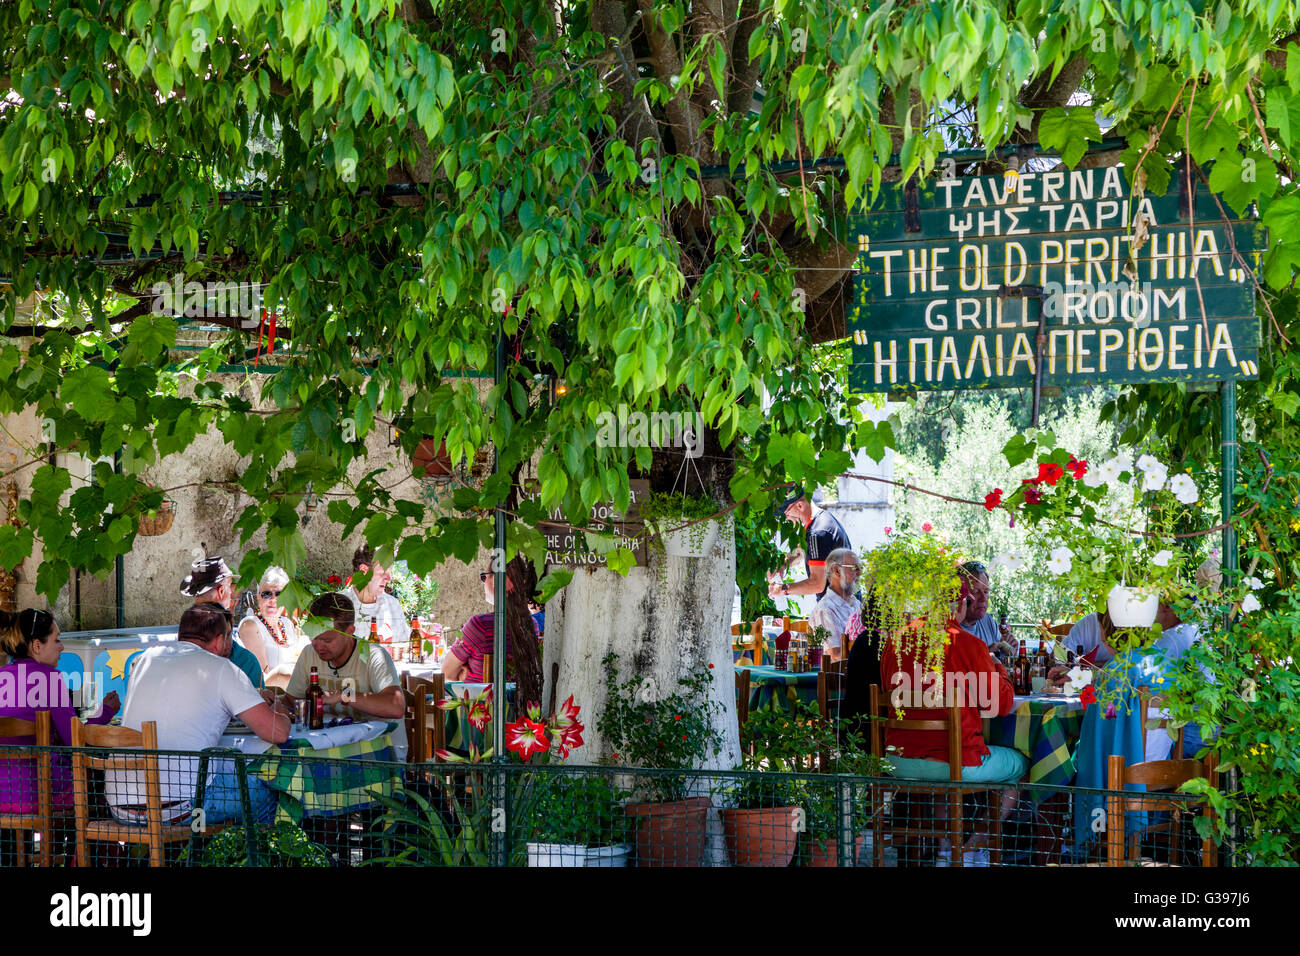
[807,548,865,662]
[341,546,408,646]
[287,592,407,760]
[108,604,291,825]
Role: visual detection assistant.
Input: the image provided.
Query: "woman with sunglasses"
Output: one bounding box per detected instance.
[0,609,119,817]
[236,567,307,689]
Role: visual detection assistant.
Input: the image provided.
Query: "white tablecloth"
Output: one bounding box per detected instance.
[216,719,392,755]
[396,660,443,682]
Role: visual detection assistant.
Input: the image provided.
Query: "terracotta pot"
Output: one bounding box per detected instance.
[413,438,454,478]
[625,797,711,867]
[805,833,867,867]
[719,806,800,867]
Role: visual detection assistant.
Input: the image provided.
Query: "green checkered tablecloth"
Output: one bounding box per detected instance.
[736,665,819,713]
[254,723,402,820]
[983,695,1085,791]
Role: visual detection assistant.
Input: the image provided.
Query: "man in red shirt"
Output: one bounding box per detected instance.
[879,587,1025,864]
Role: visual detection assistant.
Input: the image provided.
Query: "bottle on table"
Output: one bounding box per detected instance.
[1066,646,1076,665]
[307,666,325,730]
[409,617,423,663]
[369,619,382,645]
[997,608,1009,641]
[1015,640,1029,694]
[1033,640,1050,688]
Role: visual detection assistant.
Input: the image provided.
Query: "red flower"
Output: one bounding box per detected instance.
[327,574,342,586]
[557,720,585,758]
[1067,456,1088,480]
[984,488,1003,511]
[645,717,652,723]
[921,521,933,532]
[884,526,892,535]
[674,714,681,721]
[1036,462,1065,486]
[681,734,687,740]
[708,663,714,669]
[466,692,492,731]
[504,717,551,760]
[1023,486,1043,505]
[1080,685,1097,707]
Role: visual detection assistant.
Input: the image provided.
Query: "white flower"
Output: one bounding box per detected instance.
[1092,459,1122,487]
[1112,451,1134,473]
[1046,546,1074,575]
[1168,473,1199,504]
[1136,454,1162,473]
[1152,549,1173,567]
[993,552,1026,572]
[1245,576,1265,591]
[1242,593,1261,614]
[1064,665,1093,695]
[1142,466,1168,492]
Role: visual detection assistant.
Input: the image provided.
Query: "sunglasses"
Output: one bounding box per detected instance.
[259,590,282,600]
[479,572,491,582]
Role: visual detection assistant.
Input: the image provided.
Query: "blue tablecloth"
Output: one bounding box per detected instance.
[735,665,819,713]
[1071,648,1176,852]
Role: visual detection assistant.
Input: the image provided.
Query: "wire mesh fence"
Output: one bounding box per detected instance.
[0,742,1230,867]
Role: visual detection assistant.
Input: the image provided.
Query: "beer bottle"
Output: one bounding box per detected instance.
[307,666,325,730]
[369,619,381,645]
[1066,647,1076,665]
[1015,640,1029,694]
[409,617,423,664]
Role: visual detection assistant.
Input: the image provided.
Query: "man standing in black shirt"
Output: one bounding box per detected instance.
[768,485,852,603]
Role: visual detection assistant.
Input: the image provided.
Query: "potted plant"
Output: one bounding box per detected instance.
[990,446,1202,650]
[596,653,724,866]
[641,491,726,559]
[719,775,802,867]
[808,625,830,670]
[863,528,964,674]
[525,773,633,867]
[137,484,175,536]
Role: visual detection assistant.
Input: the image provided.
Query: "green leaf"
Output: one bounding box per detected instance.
[1037,107,1102,168]
[62,365,117,421]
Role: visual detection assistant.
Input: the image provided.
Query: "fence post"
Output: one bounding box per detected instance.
[189,751,211,867]
[234,752,258,866]
[838,778,854,867]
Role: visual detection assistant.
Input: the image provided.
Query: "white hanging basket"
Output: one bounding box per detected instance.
[1107,584,1159,628]
[659,519,720,559]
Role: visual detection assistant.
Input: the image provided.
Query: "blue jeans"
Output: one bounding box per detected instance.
[202,757,276,824]
[889,745,1027,784]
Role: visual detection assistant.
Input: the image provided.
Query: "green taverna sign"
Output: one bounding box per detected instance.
[847,164,1264,392]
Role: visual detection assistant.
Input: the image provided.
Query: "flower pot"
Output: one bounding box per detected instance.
[584,844,631,867]
[526,842,587,867]
[413,438,454,479]
[804,833,868,867]
[719,806,800,867]
[137,510,175,536]
[625,796,711,867]
[658,520,720,559]
[808,647,824,670]
[1107,584,1158,628]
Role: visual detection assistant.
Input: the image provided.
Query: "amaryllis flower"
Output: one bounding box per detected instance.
[467,692,492,731]
[1045,546,1074,575]
[434,748,467,763]
[921,521,933,532]
[1067,456,1088,480]
[554,695,582,732]
[1036,462,1065,486]
[556,720,585,758]
[1152,549,1174,567]
[504,717,551,760]
[984,488,1003,511]
[1168,473,1199,504]
[1080,685,1097,707]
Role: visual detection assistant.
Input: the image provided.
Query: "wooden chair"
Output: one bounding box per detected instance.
[1138,691,1187,761]
[1106,753,1218,867]
[404,674,446,763]
[731,620,763,666]
[783,617,811,634]
[70,720,197,867]
[734,669,751,747]
[817,660,850,772]
[1039,619,1074,638]
[482,653,493,684]
[867,684,1003,867]
[0,712,54,866]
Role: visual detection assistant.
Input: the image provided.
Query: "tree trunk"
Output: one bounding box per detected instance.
[542,532,740,771]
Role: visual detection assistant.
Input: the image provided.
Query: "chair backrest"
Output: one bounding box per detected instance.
[0,713,53,864]
[734,668,751,738]
[69,719,167,867]
[817,660,849,722]
[1106,753,1218,866]
[0,712,52,751]
[1040,619,1074,637]
[406,674,446,762]
[1138,691,1187,760]
[731,620,763,665]
[784,618,811,634]
[868,683,962,781]
[482,652,493,683]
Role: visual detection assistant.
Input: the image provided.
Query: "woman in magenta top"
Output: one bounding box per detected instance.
[0,609,119,812]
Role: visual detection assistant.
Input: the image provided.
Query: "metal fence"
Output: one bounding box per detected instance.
[0,743,1229,867]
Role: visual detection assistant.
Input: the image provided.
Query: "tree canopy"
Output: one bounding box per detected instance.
[3,0,1300,607]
